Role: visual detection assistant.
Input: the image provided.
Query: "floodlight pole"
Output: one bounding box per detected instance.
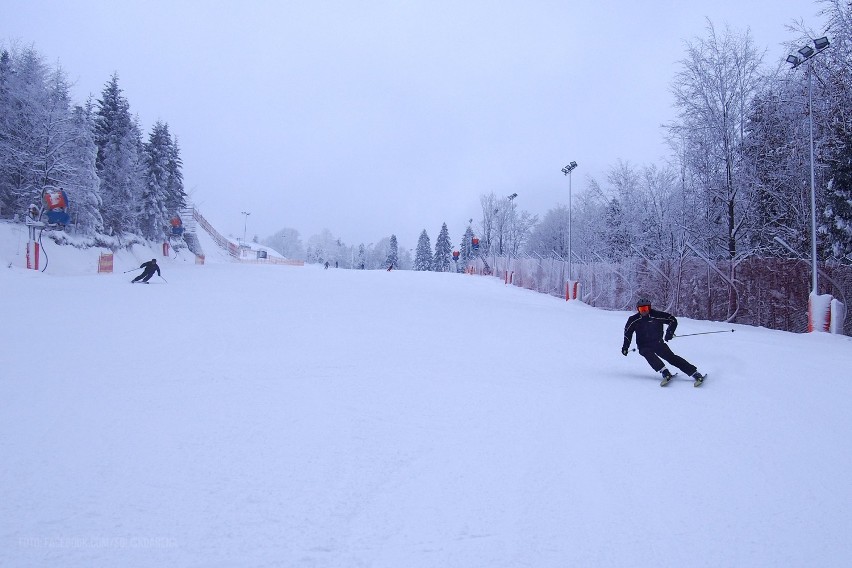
[504,193,518,276]
[806,61,818,296]
[241,211,251,246]
[787,38,829,297]
[561,161,578,281]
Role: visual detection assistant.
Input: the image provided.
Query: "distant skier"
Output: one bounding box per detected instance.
[621,298,705,385]
[132,258,161,284]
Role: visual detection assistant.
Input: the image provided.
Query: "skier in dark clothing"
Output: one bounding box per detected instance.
[622,298,705,385]
[132,259,161,283]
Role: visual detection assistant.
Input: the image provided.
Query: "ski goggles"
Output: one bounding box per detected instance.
[637,305,651,314]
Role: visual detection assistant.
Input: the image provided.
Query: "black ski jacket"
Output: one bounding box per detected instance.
[623,308,678,351]
[139,260,160,276]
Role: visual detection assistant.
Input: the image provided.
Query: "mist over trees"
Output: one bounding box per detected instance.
[261,227,304,260]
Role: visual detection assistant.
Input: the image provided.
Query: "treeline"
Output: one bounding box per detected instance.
[480,5,851,270]
[456,4,851,331]
[336,2,851,292]
[0,43,187,242]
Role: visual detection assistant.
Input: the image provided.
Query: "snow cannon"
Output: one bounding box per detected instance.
[42,187,70,226]
[170,216,185,236]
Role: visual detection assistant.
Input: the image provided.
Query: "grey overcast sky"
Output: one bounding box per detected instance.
[3,0,826,249]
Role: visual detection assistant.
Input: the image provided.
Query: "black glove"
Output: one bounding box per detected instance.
[621,347,629,356]
[664,331,674,342]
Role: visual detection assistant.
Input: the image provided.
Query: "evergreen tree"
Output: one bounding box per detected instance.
[0,53,10,207]
[433,222,452,271]
[460,225,475,267]
[357,243,366,269]
[164,133,186,214]
[141,120,171,240]
[414,229,432,271]
[385,234,399,268]
[816,3,852,263]
[40,67,78,185]
[95,73,144,235]
[603,198,630,262]
[0,46,50,215]
[63,102,102,233]
[821,118,852,261]
[0,48,16,216]
[740,85,812,255]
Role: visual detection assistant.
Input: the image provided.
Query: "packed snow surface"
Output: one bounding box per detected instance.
[2,222,851,567]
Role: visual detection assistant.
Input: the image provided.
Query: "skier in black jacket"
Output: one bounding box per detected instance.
[622,298,705,385]
[132,258,161,283]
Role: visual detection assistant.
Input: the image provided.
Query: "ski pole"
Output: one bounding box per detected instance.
[159,274,168,283]
[123,268,140,273]
[628,328,735,351]
[672,329,735,339]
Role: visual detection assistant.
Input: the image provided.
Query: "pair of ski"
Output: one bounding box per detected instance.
[660,373,706,387]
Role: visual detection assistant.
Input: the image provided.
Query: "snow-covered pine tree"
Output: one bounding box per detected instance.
[0,46,51,216]
[357,243,366,269]
[0,49,10,216]
[164,132,186,215]
[460,225,475,268]
[141,121,171,240]
[386,234,399,268]
[817,4,852,263]
[63,101,102,233]
[821,119,852,261]
[95,73,144,235]
[603,198,631,262]
[433,222,452,272]
[39,66,75,189]
[414,229,432,271]
[0,45,104,232]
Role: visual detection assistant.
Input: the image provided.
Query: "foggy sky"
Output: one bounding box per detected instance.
[3,0,824,249]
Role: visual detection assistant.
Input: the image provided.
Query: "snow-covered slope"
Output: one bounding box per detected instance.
[2,224,851,567]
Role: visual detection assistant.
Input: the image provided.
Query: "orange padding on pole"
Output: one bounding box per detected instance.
[565,280,579,300]
[26,241,40,270]
[808,293,832,332]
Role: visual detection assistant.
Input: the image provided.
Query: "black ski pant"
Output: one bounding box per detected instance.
[133,269,155,283]
[638,342,697,376]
